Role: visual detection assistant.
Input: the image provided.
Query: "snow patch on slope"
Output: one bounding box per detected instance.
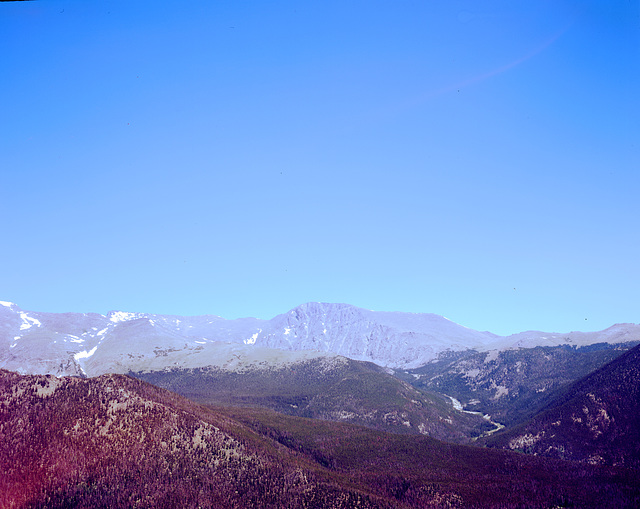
[244,329,261,345]
[108,311,140,323]
[19,312,42,331]
[74,346,98,362]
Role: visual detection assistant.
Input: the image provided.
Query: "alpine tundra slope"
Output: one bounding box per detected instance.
[2,300,639,376]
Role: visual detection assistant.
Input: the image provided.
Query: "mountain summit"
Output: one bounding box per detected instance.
[254,302,499,367]
[2,301,639,376]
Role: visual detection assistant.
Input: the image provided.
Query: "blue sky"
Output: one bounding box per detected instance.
[1,0,638,335]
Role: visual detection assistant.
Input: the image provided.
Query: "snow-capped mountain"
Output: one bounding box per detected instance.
[1,300,639,376]
[0,300,275,377]
[251,302,500,367]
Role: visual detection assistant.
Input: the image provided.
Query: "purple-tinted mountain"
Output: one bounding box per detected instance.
[3,300,639,376]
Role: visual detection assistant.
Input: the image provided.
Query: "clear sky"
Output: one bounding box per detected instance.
[1,0,638,335]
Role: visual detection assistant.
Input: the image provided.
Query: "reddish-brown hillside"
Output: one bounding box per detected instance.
[1,370,638,508]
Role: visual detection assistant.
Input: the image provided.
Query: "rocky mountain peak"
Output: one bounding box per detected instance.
[2,300,640,376]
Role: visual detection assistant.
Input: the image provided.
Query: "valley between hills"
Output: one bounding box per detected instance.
[1,301,639,508]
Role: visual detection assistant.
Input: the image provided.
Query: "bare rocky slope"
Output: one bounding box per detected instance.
[3,300,639,375]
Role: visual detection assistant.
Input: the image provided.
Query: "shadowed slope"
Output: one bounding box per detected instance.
[400,342,637,427]
[486,344,640,468]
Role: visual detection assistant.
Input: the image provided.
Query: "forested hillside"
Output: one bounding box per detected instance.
[2,370,639,508]
[486,344,640,468]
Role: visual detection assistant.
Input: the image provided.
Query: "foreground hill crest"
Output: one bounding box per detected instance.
[2,368,638,508]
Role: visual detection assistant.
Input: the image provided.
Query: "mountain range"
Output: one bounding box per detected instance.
[3,299,639,442]
[3,300,639,376]
[3,300,640,507]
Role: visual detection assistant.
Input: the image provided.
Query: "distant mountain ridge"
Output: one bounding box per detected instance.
[2,300,639,376]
